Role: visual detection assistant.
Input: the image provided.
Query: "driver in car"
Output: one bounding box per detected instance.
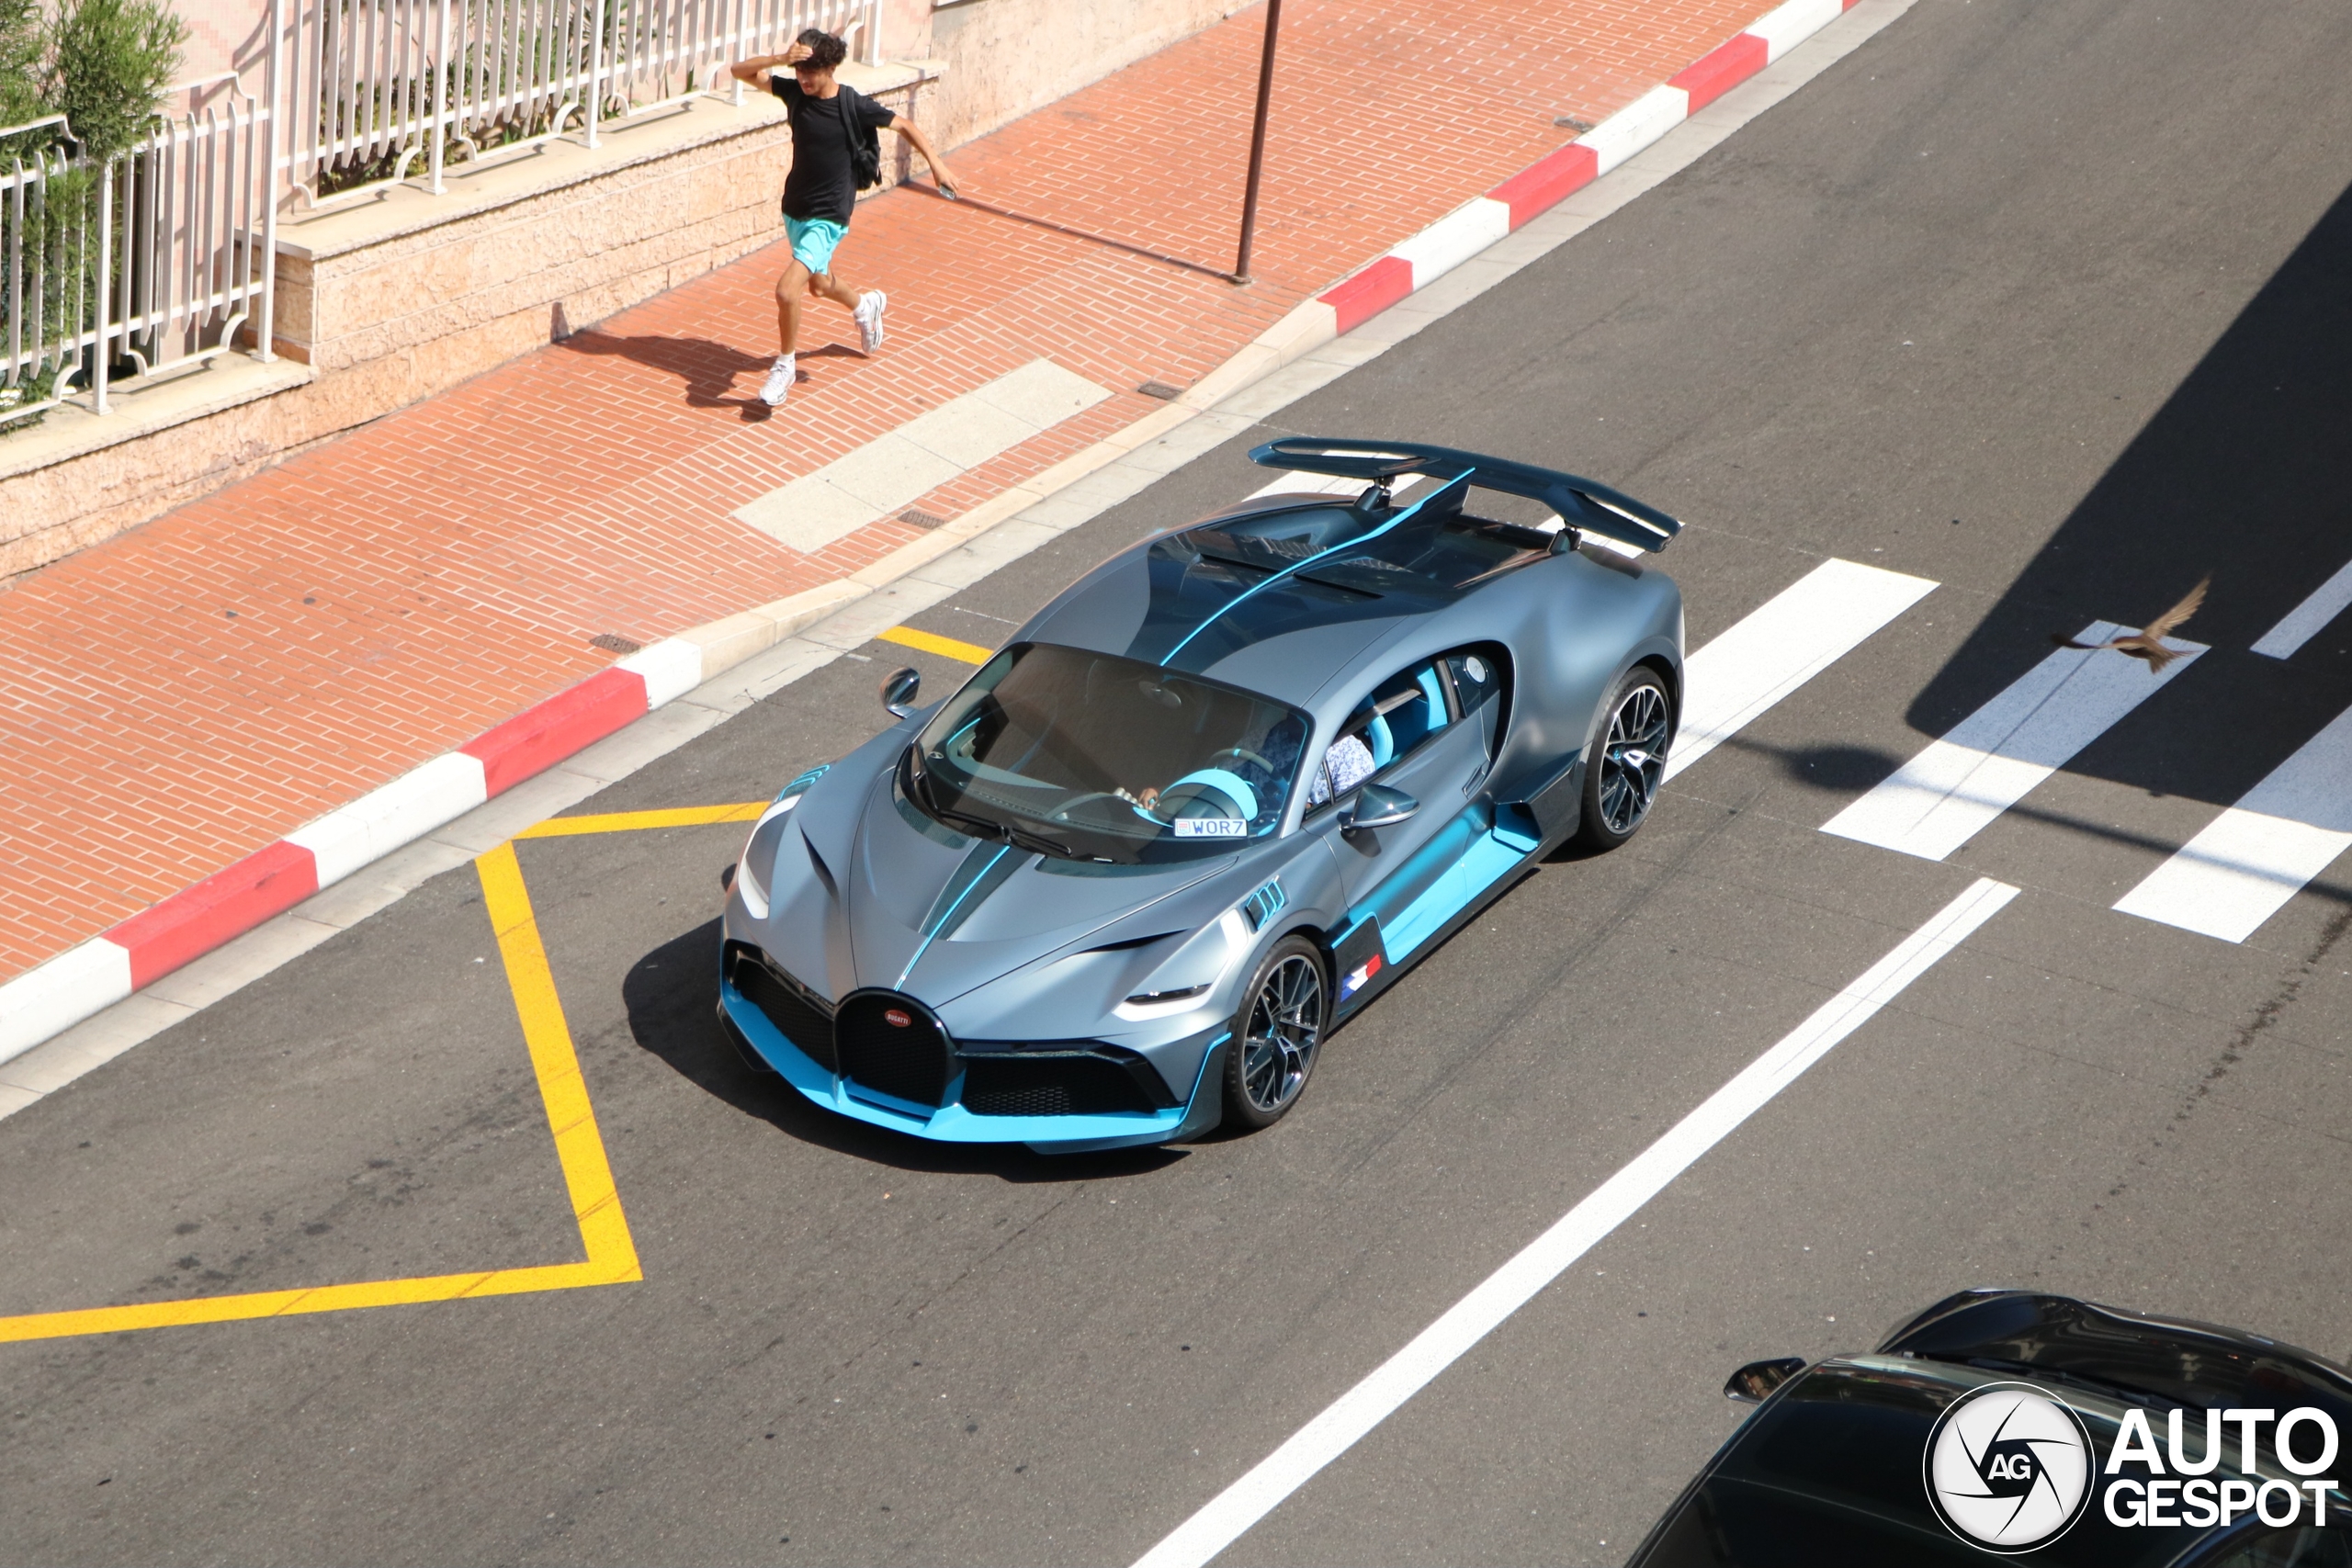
[1305,731,1376,808]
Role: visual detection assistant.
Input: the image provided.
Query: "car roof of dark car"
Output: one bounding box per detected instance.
[1651,1355,2347,1568]
[1880,1291,2352,1428]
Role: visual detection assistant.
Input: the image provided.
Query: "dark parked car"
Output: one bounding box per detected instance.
[1630,1290,2352,1566]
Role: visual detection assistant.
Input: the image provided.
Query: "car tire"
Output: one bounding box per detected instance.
[1221,936,1329,1133]
[1575,665,1673,853]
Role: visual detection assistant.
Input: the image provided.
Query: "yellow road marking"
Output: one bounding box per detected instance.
[877,625,993,664]
[0,839,644,1345]
[477,840,642,1284]
[518,802,764,838]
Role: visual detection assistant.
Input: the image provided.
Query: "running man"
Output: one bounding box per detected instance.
[730,30,959,407]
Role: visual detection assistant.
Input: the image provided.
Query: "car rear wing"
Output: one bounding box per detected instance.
[1247,437,1683,555]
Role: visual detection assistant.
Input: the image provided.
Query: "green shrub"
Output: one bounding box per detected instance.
[47,0,187,157]
[0,0,48,133]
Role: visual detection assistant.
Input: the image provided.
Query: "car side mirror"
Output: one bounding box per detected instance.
[1724,1357,1806,1404]
[881,666,922,720]
[1341,784,1418,833]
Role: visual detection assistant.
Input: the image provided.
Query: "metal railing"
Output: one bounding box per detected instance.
[4,73,276,423]
[283,0,878,207]
[5,0,879,427]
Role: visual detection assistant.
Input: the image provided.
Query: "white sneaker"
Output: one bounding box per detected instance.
[854,290,887,355]
[760,354,795,406]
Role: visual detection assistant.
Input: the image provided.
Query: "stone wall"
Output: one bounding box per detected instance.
[914,0,1250,149]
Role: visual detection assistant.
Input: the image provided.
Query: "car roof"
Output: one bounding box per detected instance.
[1020,483,1567,708]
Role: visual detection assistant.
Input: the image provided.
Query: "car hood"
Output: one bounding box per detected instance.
[823,765,1233,1007]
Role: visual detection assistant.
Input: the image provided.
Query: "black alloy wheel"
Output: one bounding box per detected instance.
[1576,667,1672,852]
[1222,936,1327,1131]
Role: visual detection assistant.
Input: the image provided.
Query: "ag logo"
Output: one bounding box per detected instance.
[1924,1382,2096,1553]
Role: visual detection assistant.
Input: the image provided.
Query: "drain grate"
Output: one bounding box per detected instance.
[588,633,642,654]
[898,509,947,530]
[1136,380,1183,400]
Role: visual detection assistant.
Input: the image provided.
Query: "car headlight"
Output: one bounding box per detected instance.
[736,765,830,919]
[1114,908,1253,1021]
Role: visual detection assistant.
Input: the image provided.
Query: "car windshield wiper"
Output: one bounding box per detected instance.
[921,797,1080,861]
[1003,824,1080,859]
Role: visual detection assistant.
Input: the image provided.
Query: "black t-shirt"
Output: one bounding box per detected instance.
[771,78,894,225]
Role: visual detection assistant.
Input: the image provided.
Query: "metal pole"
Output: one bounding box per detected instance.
[257,0,282,361]
[1231,0,1281,285]
[429,0,449,192]
[94,152,113,412]
[585,0,605,146]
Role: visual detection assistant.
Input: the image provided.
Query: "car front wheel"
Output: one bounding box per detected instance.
[1221,936,1328,1132]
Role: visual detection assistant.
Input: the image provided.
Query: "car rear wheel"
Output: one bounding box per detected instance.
[1221,937,1327,1132]
[1576,666,1672,852]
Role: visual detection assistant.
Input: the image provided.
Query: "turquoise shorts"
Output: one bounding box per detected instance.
[785,215,848,276]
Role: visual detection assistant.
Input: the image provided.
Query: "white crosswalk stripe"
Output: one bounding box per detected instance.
[2253,556,2352,660]
[1665,558,1938,782]
[2112,702,2352,942]
[1819,626,2205,861]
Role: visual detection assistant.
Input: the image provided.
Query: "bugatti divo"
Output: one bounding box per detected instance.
[716,438,1685,1151]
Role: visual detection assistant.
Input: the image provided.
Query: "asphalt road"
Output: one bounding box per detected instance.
[8,0,2352,1562]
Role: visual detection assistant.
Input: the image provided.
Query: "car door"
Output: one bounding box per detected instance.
[1310,653,1496,910]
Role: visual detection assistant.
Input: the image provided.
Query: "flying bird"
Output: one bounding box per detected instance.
[2052,575,2209,671]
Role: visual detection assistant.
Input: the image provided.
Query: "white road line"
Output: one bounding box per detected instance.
[1664,558,1938,782]
[2253,557,2352,660]
[2112,703,2352,942]
[1820,627,2205,862]
[1131,875,2019,1568]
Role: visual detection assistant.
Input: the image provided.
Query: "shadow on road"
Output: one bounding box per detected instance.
[1902,177,2352,813]
[621,919,1186,1181]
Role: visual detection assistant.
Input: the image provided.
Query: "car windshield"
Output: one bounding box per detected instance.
[909,642,1310,863]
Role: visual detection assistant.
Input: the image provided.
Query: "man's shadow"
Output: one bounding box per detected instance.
[559,327,863,423]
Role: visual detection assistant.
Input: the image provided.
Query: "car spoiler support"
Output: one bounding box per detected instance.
[1247,437,1683,555]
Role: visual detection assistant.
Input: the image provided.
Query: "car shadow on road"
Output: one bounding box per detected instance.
[622,920,1185,1181]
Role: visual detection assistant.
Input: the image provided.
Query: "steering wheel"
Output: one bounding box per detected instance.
[1208,747,1273,771]
[1047,791,1127,823]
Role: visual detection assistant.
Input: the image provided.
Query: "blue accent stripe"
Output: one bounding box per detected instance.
[1340,804,1544,972]
[1382,829,1530,959]
[898,842,1011,987]
[1158,469,1473,668]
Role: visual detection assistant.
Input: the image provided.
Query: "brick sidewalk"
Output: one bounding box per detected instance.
[1,0,1777,985]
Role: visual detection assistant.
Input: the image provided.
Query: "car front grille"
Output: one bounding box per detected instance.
[834,992,956,1107]
[727,948,1183,1121]
[961,1048,1177,1117]
[726,942,837,1072]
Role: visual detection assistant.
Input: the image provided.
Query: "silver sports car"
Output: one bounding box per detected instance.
[717,438,1684,1152]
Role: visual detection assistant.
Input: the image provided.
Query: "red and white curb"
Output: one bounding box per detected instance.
[0,640,699,1061]
[1301,0,1860,337]
[0,0,1861,1068]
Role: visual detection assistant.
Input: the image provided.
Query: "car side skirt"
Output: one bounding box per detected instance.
[1329,802,1547,1021]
